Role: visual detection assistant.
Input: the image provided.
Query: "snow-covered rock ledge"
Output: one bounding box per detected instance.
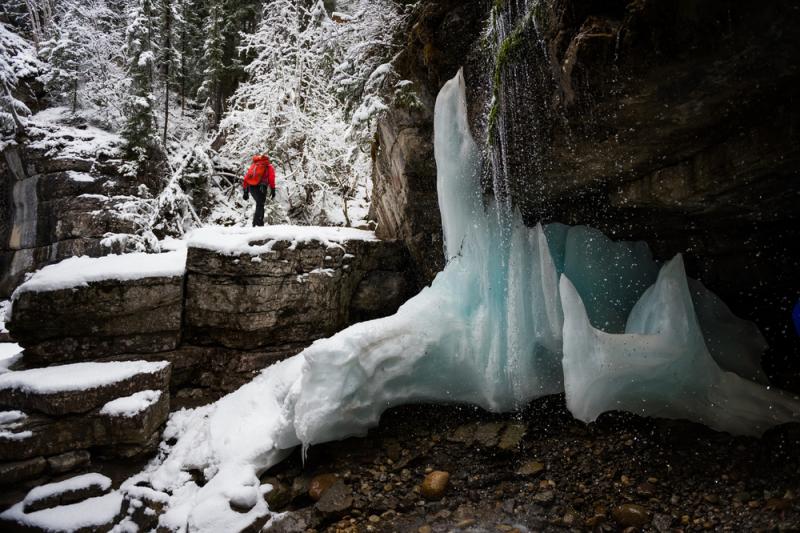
[7,251,187,365]
[6,226,414,394]
[184,225,413,350]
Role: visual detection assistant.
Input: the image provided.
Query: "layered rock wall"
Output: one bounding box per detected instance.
[7,232,413,404]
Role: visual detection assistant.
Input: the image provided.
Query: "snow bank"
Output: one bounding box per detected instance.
[100,390,162,417]
[1,492,123,532]
[12,250,187,296]
[186,225,377,256]
[24,473,111,507]
[0,361,169,394]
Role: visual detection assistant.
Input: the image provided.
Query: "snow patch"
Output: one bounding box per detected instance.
[186,225,377,256]
[0,361,169,394]
[1,491,123,533]
[12,250,187,296]
[24,473,111,507]
[100,390,162,418]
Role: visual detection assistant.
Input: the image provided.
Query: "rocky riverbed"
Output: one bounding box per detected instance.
[261,397,800,532]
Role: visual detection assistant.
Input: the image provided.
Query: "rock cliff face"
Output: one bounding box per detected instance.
[0,114,141,297]
[373,0,800,389]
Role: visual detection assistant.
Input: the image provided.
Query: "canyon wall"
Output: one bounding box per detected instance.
[372,0,800,390]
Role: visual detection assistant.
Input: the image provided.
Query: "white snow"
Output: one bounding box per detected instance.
[24,473,111,506]
[1,299,10,331]
[12,250,187,296]
[1,491,123,533]
[0,410,26,425]
[0,343,23,374]
[0,408,31,439]
[0,361,169,394]
[27,107,122,160]
[100,390,162,417]
[186,225,377,256]
[0,429,32,440]
[66,171,96,183]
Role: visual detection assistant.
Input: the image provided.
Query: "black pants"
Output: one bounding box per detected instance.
[250,186,267,227]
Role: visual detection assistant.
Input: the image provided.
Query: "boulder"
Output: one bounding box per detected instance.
[185,230,413,350]
[0,361,171,463]
[0,361,171,415]
[22,473,112,513]
[8,276,183,365]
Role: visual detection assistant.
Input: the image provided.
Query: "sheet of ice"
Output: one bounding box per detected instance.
[0,361,169,394]
[11,250,187,296]
[1,491,123,532]
[100,390,161,417]
[186,225,377,256]
[24,473,111,506]
[133,69,798,532]
[560,255,800,436]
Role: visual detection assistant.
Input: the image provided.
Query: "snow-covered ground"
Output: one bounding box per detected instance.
[100,390,162,418]
[0,300,22,373]
[186,224,377,256]
[26,107,122,160]
[0,361,169,394]
[11,250,187,296]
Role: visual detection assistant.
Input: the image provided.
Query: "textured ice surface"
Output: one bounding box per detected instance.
[135,69,799,532]
[561,255,799,435]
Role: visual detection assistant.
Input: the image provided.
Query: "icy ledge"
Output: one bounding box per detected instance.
[131,69,799,532]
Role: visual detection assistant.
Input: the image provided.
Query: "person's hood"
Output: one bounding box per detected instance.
[252,154,270,163]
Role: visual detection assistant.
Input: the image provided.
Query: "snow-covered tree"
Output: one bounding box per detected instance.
[122,0,161,166]
[219,0,406,225]
[0,21,47,148]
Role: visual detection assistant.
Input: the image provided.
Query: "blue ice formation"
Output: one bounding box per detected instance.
[139,69,800,532]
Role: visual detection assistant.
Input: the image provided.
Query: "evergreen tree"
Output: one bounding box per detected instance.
[197,0,225,127]
[38,13,81,113]
[122,0,160,166]
[156,0,176,144]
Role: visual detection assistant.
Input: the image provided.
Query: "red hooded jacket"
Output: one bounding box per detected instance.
[242,155,276,189]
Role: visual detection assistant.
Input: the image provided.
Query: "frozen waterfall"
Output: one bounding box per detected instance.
[138,69,800,532]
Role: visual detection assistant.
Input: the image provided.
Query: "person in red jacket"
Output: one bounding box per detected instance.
[242,154,276,227]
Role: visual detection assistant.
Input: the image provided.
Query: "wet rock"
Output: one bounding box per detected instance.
[652,513,674,532]
[0,457,47,486]
[420,470,450,500]
[263,478,293,511]
[498,423,527,450]
[308,473,339,502]
[264,512,308,533]
[612,503,650,528]
[46,450,91,474]
[533,490,555,505]
[316,480,353,514]
[517,460,545,477]
[474,422,504,447]
[636,482,657,498]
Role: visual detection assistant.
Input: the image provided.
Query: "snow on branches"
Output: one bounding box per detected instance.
[220,0,406,226]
